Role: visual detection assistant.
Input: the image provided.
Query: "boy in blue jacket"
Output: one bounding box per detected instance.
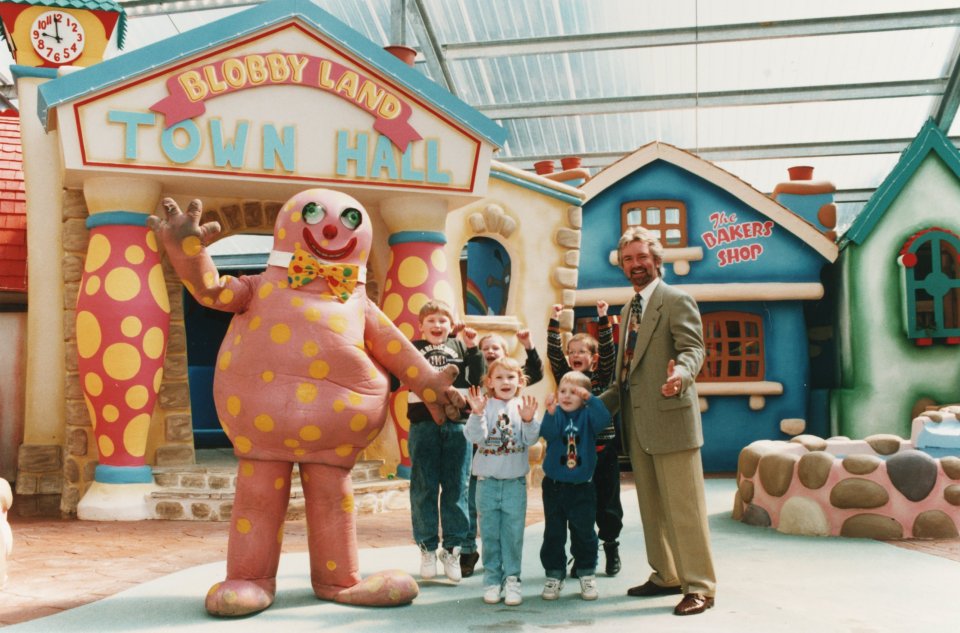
[538,371,612,601]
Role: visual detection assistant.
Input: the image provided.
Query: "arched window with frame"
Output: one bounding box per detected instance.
[699,311,764,382]
[898,228,960,341]
[460,236,511,316]
[621,200,688,247]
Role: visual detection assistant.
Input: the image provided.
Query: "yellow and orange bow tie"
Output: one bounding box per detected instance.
[287,248,358,301]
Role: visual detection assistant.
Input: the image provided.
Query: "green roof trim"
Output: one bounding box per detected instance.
[842,118,960,248]
[0,0,126,49]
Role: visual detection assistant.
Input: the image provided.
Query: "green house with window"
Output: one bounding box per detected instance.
[833,119,960,439]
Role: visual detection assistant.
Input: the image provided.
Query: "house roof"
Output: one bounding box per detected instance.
[581,140,838,262]
[0,110,26,293]
[0,0,127,49]
[842,119,960,248]
[36,0,504,147]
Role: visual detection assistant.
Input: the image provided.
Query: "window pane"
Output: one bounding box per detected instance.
[665,228,682,245]
[946,286,960,329]
[727,320,741,337]
[651,229,662,240]
[665,207,680,224]
[745,321,758,337]
[727,360,742,376]
[915,287,936,332]
[627,209,642,226]
[646,207,660,224]
[746,361,760,377]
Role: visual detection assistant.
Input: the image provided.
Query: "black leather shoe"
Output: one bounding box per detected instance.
[460,551,480,578]
[673,593,714,616]
[627,580,682,597]
[603,541,621,576]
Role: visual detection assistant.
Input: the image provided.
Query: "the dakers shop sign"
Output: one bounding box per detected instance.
[63,23,487,193]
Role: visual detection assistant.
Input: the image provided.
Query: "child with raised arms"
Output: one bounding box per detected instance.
[464,358,541,606]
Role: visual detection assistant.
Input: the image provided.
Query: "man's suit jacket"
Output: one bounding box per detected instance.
[601,281,706,455]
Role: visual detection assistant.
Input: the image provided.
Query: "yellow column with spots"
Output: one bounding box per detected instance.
[76,178,165,488]
[382,230,456,477]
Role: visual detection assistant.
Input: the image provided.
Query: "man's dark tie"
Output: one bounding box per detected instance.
[620,294,643,383]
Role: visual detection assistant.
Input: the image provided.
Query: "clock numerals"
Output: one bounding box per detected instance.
[29,10,86,65]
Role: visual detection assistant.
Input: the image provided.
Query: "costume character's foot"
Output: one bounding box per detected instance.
[325,570,419,607]
[205,579,275,617]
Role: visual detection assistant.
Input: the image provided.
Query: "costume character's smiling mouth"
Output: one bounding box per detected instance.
[303,227,356,261]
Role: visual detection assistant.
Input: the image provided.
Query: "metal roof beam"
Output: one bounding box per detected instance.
[934,28,960,132]
[120,0,262,17]
[444,8,960,60]
[496,138,942,169]
[404,0,455,94]
[480,79,946,120]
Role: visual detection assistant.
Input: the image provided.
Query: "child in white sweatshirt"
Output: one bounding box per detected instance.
[464,357,541,607]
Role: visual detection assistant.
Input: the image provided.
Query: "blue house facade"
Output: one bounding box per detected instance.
[578,143,838,471]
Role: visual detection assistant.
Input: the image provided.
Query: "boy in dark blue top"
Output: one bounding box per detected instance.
[538,371,612,601]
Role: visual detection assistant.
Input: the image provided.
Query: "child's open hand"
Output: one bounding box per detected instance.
[545,392,557,415]
[466,385,487,415]
[551,304,563,320]
[517,328,533,349]
[596,300,608,318]
[519,394,538,422]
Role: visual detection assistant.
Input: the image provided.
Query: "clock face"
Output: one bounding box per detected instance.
[29,10,86,65]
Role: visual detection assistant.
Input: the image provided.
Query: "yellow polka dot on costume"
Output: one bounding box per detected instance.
[183,279,196,295]
[384,278,392,292]
[249,316,262,330]
[431,249,447,272]
[400,323,415,339]
[304,307,321,322]
[290,211,302,223]
[153,368,163,393]
[236,518,252,534]
[302,340,319,357]
[85,275,101,296]
[407,293,430,316]
[261,370,274,383]
[368,367,379,379]
[284,439,300,448]
[233,334,242,346]
[294,448,305,457]
[234,436,252,453]
[146,230,158,252]
[125,385,149,410]
[125,245,145,265]
[296,383,318,403]
[85,234,111,273]
[335,444,353,457]
[342,493,355,512]
[326,560,337,571]
[422,388,437,403]
[350,414,367,432]
[201,297,214,306]
[84,372,103,397]
[254,414,274,432]
[143,327,165,359]
[218,351,232,371]
[329,315,347,333]
[270,323,291,344]
[76,311,102,359]
[382,293,403,320]
[433,279,455,306]
[241,462,254,477]
[218,288,234,304]
[120,316,142,338]
[202,271,216,289]
[182,235,202,256]
[276,525,284,544]
[274,477,285,490]
[258,283,274,299]
[299,425,321,441]
[98,434,115,457]
[348,392,362,406]
[309,361,329,380]
[103,343,142,380]
[291,296,304,308]
[333,400,346,412]
[406,366,419,379]
[301,471,310,483]
[386,340,402,354]
[148,265,170,313]
[278,227,286,240]
[123,413,151,457]
[398,256,428,288]
[103,404,119,422]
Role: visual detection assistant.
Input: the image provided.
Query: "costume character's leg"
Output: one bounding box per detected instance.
[205,459,292,617]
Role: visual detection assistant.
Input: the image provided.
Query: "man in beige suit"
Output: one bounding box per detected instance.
[600,227,717,616]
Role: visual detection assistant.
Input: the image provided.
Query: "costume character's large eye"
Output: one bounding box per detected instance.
[340,208,363,230]
[302,202,326,225]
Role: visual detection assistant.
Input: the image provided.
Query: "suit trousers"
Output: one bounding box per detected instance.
[626,443,716,597]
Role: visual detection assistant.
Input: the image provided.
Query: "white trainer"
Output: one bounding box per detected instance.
[504,576,523,606]
[438,546,462,583]
[541,577,564,600]
[483,584,502,604]
[579,575,599,600]
[420,547,437,579]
